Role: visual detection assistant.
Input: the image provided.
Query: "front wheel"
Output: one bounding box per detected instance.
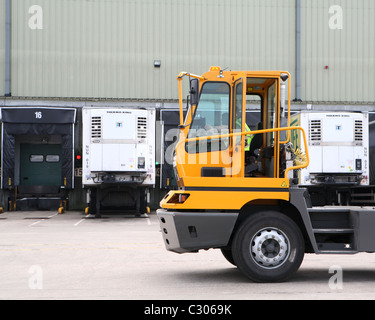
[220,248,236,266]
[232,211,305,283]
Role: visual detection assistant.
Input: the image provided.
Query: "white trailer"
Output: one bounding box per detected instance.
[82,107,155,217]
[290,111,369,205]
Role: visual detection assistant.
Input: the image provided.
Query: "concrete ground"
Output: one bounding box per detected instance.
[0,210,375,300]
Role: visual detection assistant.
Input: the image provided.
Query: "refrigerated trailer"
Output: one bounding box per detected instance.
[290,111,370,205]
[82,107,155,217]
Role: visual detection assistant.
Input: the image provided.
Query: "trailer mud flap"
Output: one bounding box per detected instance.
[157,209,238,253]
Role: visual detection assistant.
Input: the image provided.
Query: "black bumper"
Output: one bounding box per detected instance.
[157,209,238,253]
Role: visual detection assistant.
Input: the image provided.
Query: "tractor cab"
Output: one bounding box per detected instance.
[161,67,309,211]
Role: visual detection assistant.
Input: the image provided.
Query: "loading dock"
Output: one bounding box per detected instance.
[1,107,76,211]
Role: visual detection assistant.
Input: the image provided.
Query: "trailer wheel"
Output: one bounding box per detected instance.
[232,211,305,283]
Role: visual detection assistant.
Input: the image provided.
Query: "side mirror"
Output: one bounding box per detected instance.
[190,78,199,106]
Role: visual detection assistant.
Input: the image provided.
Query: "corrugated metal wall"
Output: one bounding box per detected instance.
[11,0,295,100]
[0,0,5,96]
[301,0,375,103]
[3,0,375,102]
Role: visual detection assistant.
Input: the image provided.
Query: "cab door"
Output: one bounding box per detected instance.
[183,81,233,178]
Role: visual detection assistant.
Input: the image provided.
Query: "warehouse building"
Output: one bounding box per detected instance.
[0,0,374,211]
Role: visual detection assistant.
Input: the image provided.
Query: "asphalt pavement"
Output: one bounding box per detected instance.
[1,210,375,300]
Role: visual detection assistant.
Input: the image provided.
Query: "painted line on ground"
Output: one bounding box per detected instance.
[28,213,59,227]
[144,213,152,225]
[74,214,93,227]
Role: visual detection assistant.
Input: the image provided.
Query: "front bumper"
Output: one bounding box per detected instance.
[157,209,238,253]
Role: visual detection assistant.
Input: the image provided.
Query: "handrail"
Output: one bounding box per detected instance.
[175,126,310,180]
[177,72,206,80]
[279,71,292,144]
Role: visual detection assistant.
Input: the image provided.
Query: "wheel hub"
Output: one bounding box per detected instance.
[250,228,289,269]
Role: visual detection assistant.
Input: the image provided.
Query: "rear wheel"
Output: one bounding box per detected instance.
[232,211,305,283]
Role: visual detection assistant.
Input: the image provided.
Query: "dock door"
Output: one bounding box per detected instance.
[20,144,62,187]
[1,107,76,211]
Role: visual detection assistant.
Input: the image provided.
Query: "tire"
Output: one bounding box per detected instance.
[232,211,305,283]
[220,248,236,266]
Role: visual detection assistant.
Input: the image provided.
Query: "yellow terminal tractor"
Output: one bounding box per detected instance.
[157,67,375,282]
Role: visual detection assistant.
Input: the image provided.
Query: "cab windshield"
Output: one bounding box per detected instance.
[188,82,230,139]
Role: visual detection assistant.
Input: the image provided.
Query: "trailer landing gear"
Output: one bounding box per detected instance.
[86,187,149,218]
